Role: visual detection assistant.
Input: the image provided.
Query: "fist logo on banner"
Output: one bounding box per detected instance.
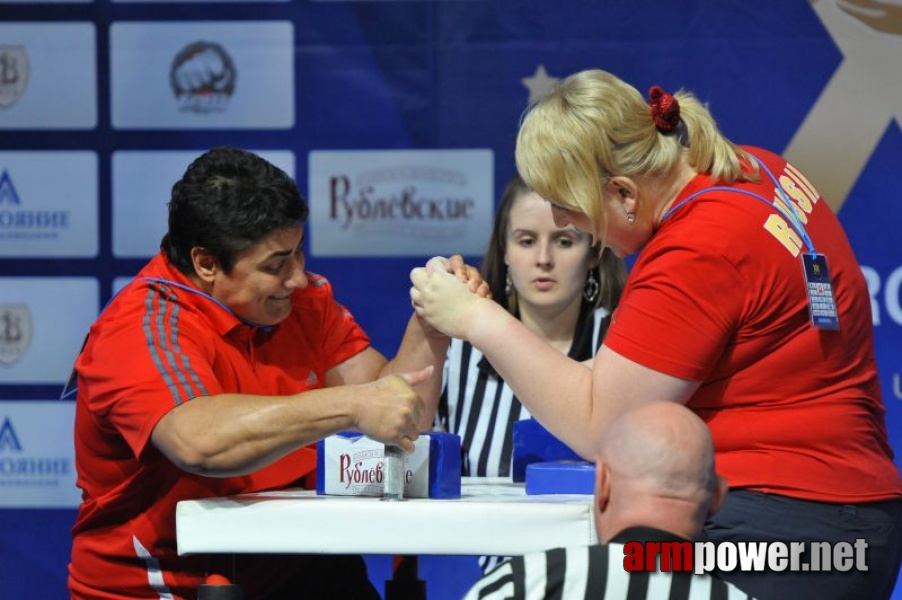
[170,41,236,114]
[0,46,29,109]
[0,304,32,366]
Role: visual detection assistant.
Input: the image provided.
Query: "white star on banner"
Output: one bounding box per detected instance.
[522,64,560,105]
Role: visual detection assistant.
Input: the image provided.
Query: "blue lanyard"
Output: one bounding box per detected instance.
[59,274,272,400]
[661,157,817,256]
[136,277,274,332]
[92,275,273,332]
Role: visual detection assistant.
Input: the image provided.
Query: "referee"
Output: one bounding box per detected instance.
[461,403,758,600]
[438,304,610,477]
[435,173,626,480]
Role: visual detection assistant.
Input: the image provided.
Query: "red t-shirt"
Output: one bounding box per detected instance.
[604,147,901,503]
[69,252,371,599]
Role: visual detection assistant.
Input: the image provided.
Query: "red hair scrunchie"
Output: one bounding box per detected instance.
[648,85,681,134]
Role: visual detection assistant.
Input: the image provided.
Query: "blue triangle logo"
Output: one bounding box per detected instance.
[0,417,23,452]
[0,170,21,206]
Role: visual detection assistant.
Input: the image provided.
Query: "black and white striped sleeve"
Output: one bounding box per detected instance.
[460,554,521,600]
[459,543,756,600]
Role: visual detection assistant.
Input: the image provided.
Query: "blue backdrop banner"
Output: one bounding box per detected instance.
[0,1,899,598]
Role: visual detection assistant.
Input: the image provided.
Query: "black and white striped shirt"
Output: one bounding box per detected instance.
[437,306,610,477]
[461,528,757,600]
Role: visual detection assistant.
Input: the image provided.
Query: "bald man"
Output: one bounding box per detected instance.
[461,403,758,600]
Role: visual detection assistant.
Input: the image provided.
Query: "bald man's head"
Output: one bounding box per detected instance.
[594,402,726,542]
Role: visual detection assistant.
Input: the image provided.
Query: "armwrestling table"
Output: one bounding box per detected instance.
[177,477,597,599]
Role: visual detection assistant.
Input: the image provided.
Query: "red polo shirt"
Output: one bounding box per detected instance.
[69,252,371,599]
[604,148,901,503]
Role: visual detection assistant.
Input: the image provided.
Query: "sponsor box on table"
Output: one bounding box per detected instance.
[317,431,461,499]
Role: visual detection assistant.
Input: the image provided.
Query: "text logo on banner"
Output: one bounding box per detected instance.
[0,152,98,258]
[309,149,494,257]
[0,404,80,508]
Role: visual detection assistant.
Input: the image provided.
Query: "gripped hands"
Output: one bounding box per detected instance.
[410,255,492,340]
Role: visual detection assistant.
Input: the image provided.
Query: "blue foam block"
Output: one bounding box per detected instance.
[426,432,462,499]
[525,460,596,495]
[511,419,582,483]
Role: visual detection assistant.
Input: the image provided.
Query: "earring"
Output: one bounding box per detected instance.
[583,271,599,303]
[626,212,635,224]
[505,269,513,295]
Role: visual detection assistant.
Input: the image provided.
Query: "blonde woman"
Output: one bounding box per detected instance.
[412,70,902,600]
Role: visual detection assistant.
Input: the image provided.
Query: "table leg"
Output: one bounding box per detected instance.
[384,554,426,600]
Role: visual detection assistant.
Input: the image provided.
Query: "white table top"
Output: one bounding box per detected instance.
[177,477,598,557]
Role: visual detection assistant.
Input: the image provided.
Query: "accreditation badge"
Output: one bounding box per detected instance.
[802,253,839,330]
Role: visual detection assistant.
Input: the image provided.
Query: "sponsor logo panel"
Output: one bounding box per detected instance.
[309,149,493,257]
[110,21,294,129]
[0,23,96,129]
[0,151,98,258]
[0,402,80,508]
[112,150,295,258]
[0,278,98,384]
